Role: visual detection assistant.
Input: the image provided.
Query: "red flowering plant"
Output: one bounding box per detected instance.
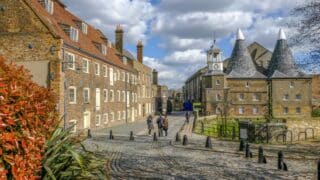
[0,56,58,179]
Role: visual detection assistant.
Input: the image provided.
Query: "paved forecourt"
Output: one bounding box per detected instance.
[84,112,319,179]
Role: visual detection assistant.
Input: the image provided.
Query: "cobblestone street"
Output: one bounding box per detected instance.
[84,112,319,179]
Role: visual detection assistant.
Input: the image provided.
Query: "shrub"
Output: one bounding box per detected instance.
[312,108,320,117]
[0,57,58,179]
[41,127,107,179]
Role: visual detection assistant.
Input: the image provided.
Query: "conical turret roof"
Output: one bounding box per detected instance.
[267,29,307,78]
[226,29,266,78]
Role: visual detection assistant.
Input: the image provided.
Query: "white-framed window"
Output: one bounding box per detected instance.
[103,89,108,102]
[253,107,258,114]
[117,70,120,81]
[283,107,289,114]
[122,91,126,102]
[45,0,54,14]
[69,86,76,104]
[102,45,107,55]
[95,114,101,126]
[82,58,89,73]
[117,90,121,102]
[283,94,289,101]
[69,119,77,133]
[95,88,101,111]
[83,88,90,103]
[216,79,221,85]
[126,73,130,83]
[70,26,79,42]
[103,113,108,124]
[239,107,245,115]
[290,81,295,88]
[110,112,115,122]
[122,111,126,120]
[110,68,114,86]
[296,107,301,114]
[253,93,260,101]
[295,94,301,100]
[81,22,88,34]
[66,52,75,70]
[117,111,121,120]
[109,90,114,102]
[216,94,221,101]
[239,94,244,101]
[122,71,125,81]
[102,65,107,77]
[95,63,100,76]
[114,71,117,82]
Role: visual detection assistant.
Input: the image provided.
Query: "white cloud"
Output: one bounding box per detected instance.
[61,0,154,44]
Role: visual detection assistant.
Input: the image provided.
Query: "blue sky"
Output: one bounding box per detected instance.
[62,0,307,89]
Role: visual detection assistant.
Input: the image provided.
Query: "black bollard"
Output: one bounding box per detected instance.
[245,143,250,158]
[283,162,288,171]
[205,136,212,148]
[153,132,158,141]
[317,159,320,180]
[175,132,181,142]
[182,135,188,146]
[258,146,264,163]
[232,126,236,140]
[278,151,283,170]
[109,130,114,140]
[239,139,245,151]
[129,131,134,141]
[263,156,267,164]
[87,129,92,138]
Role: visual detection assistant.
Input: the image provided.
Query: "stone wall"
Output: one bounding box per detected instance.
[286,118,320,141]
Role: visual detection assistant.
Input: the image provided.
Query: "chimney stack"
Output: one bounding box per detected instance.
[152,69,158,85]
[137,40,143,63]
[115,25,123,54]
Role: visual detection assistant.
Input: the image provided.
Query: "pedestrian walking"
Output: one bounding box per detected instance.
[185,112,190,124]
[163,114,169,136]
[146,115,154,136]
[156,114,164,137]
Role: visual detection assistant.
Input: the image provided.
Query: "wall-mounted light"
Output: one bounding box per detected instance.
[28,43,33,49]
[49,72,55,81]
[50,45,56,55]
[0,6,6,12]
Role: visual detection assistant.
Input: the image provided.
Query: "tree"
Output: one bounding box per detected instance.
[290,0,320,72]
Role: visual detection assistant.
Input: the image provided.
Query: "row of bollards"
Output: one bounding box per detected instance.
[239,140,288,171]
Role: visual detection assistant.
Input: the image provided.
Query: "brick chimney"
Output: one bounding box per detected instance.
[115,25,123,54]
[137,40,143,63]
[152,69,158,85]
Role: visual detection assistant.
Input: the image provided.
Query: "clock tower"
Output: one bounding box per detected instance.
[207,40,223,73]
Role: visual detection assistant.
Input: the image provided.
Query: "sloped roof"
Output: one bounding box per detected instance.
[267,38,308,78]
[226,38,266,79]
[26,0,135,72]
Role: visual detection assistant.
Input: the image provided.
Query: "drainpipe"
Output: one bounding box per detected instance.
[62,46,67,130]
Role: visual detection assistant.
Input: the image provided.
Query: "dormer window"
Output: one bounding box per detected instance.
[70,27,79,42]
[81,23,88,34]
[45,0,54,15]
[102,45,107,55]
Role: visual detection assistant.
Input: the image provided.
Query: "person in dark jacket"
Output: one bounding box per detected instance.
[146,115,154,136]
[156,114,164,137]
[185,112,190,124]
[163,114,169,136]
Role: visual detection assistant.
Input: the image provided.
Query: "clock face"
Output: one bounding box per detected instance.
[213,64,219,70]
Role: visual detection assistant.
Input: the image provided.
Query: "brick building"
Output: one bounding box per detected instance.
[0,0,162,132]
[185,29,312,119]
